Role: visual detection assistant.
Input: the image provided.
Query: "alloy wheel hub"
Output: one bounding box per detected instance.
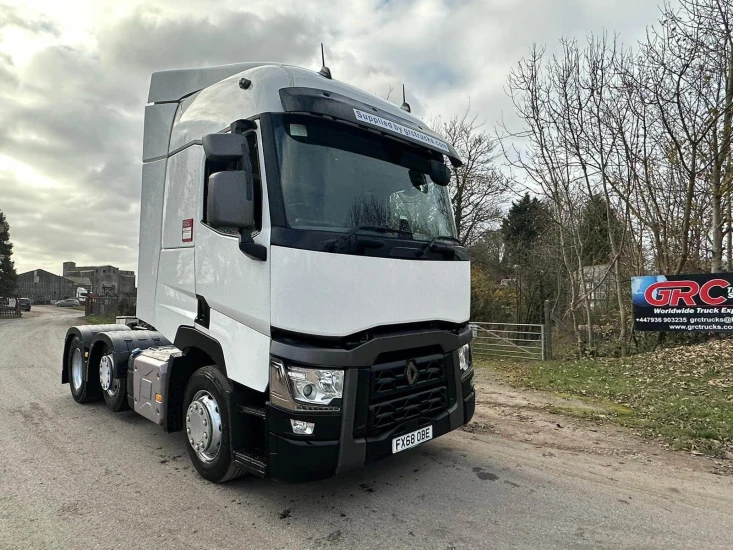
[185,391,222,463]
[71,348,83,390]
[99,355,113,392]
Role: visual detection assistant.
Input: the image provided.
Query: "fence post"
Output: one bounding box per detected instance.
[543,299,552,360]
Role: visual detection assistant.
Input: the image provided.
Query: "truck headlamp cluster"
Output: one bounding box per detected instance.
[286,366,344,406]
[458,343,473,378]
[269,358,344,412]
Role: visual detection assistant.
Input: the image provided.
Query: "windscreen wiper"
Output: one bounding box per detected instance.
[423,235,461,258]
[325,225,413,253]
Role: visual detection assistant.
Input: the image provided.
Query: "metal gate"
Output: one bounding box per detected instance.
[470,322,546,361]
[0,297,21,318]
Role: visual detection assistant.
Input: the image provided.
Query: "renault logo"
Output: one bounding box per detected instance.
[406,360,419,385]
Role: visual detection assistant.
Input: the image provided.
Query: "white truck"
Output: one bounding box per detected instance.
[75,286,88,304]
[61,62,474,483]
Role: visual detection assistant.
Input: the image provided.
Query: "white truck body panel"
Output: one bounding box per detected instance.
[161,146,199,249]
[137,159,167,325]
[169,66,291,153]
[209,309,271,392]
[270,246,470,337]
[154,248,197,339]
[148,62,273,104]
[142,103,178,162]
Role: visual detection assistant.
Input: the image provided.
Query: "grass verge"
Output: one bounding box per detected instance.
[479,341,733,458]
[84,314,117,325]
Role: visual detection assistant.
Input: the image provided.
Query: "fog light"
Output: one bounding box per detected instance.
[290,419,315,435]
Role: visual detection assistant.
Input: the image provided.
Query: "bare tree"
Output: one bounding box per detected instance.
[436,110,508,247]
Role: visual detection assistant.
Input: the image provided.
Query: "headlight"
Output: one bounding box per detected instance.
[269,358,344,412]
[287,366,344,406]
[458,343,472,375]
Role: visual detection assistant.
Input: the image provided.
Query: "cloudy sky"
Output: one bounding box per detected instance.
[0,0,664,276]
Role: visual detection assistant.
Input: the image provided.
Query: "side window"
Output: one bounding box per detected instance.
[203,127,262,232]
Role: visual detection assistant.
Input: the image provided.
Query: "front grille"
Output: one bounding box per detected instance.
[371,353,445,401]
[361,350,451,437]
[368,386,447,434]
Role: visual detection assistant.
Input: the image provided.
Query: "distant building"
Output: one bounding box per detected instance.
[62,262,136,296]
[579,264,614,307]
[16,269,75,303]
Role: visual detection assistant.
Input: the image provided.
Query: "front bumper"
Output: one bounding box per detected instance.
[266,325,474,483]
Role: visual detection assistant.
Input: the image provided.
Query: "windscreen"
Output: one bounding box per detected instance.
[273,115,457,241]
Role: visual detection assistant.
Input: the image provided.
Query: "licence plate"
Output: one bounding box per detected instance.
[392,426,433,454]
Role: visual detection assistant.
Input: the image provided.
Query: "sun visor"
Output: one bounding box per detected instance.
[279,87,463,167]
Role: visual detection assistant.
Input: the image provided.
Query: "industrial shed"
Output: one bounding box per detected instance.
[16,269,75,303]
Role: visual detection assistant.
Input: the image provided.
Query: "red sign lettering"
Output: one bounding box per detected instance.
[645,281,700,306]
[699,279,730,305]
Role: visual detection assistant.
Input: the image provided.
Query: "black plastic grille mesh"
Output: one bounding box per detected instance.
[368,386,447,434]
[370,354,445,401]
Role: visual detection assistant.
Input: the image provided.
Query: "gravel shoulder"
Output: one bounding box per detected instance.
[1,307,732,549]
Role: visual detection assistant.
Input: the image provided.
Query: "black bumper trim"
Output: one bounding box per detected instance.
[271,326,471,368]
[268,433,338,483]
[464,391,475,425]
[336,369,365,474]
[266,403,342,441]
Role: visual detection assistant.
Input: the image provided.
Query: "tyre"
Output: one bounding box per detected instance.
[183,366,245,483]
[99,345,129,412]
[67,337,100,403]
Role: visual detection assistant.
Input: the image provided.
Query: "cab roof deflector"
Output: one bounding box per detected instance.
[148,62,272,104]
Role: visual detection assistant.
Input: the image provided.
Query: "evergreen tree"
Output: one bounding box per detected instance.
[578,195,621,266]
[0,211,18,296]
[501,193,547,266]
[501,194,551,324]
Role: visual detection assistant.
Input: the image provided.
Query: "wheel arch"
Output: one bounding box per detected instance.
[174,326,227,377]
[166,326,227,433]
[61,324,132,384]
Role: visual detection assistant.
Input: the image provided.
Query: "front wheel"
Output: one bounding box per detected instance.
[182,366,245,483]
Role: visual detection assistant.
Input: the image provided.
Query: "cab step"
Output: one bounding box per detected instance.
[233,449,267,477]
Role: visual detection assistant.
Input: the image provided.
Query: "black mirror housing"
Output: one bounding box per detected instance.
[207,171,255,230]
[203,133,248,162]
[429,160,452,186]
[408,169,427,189]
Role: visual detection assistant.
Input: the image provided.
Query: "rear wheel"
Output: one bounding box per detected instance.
[100,347,129,412]
[183,366,245,483]
[68,337,100,403]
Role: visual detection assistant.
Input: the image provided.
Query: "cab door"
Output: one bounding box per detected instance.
[194,127,272,392]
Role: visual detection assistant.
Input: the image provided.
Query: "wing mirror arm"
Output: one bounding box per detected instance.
[239,233,267,261]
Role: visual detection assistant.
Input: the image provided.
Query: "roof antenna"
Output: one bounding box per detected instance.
[318,43,332,79]
[400,84,411,113]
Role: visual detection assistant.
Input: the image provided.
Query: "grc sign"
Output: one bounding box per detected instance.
[644,279,730,307]
[632,272,733,332]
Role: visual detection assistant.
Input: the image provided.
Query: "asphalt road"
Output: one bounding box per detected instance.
[1,306,732,549]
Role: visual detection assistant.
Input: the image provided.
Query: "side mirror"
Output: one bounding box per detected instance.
[408,169,427,189]
[429,160,452,186]
[203,133,248,162]
[207,171,254,230]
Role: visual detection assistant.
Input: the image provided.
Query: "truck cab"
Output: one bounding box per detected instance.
[63,62,474,483]
[75,287,88,304]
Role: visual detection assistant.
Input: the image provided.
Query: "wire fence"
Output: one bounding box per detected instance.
[470,322,547,361]
[85,294,136,317]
